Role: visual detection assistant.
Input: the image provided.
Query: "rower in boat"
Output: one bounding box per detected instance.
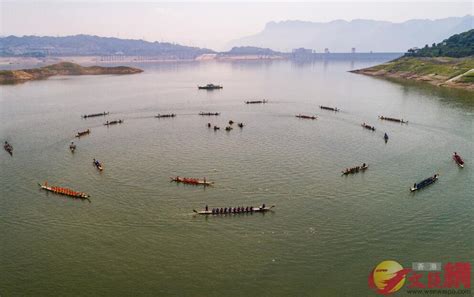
[453,152,465,168]
[384,133,389,142]
[4,141,13,156]
[171,176,213,186]
[245,100,268,104]
[207,123,211,128]
[238,123,244,128]
[193,204,274,215]
[213,126,220,131]
[75,129,91,138]
[379,116,408,124]
[155,114,176,118]
[93,158,103,171]
[229,120,234,125]
[411,174,439,192]
[39,182,90,199]
[225,126,233,131]
[104,119,123,126]
[199,112,220,116]
[342,163,368,175]
[319,105,339,112]
[69,142,76,152]
[361,123,375,131]
[296,114,317,120]
[82,112,109,119]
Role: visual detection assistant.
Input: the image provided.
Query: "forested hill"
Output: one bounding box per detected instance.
[0,35,214,59]
[406,29,474,58]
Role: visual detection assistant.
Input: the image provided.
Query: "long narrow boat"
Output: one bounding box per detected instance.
[245,100,268,104]
[319,105,339,112]
[410,174,439,192]
[75,129,91,138]
[38,182,90,199]
[193,205,274,215]
[361,123,376,131]
[82,112,109,119]
[4,141,13,156]
[379,116,408,124]
[171,176,213,186]
[104,120,123,126]
[341,164,368,175]
[155,114,176,118]
[453,153,464,168]
[296,114,317,120]
[199,112,220,116]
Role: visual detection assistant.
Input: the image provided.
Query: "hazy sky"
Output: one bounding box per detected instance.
[1,1,472,50]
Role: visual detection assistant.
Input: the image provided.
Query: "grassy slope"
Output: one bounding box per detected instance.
[354,56,474,91]
[369,57,474,78]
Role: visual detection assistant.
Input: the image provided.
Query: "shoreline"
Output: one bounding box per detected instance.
[351,57,474,92]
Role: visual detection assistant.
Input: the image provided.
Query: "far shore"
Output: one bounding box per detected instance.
[0,54,287,67]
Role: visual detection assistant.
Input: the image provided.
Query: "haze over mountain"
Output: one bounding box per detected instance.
[0,35,214,58]
[228,15,474,52]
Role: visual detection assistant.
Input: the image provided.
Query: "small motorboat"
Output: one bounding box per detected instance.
[453,152,464,168]
[198,84,223,90]
[411,174,439,192]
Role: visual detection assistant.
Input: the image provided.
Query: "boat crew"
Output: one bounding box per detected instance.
[205,205,208,211]
[362,163,366,168]
[261,203,266,210]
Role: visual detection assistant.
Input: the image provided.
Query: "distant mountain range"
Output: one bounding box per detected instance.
[228,15,474,52]
[0,35,214,58]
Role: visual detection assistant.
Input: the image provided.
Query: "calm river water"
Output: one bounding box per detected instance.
[0,56,472,296]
